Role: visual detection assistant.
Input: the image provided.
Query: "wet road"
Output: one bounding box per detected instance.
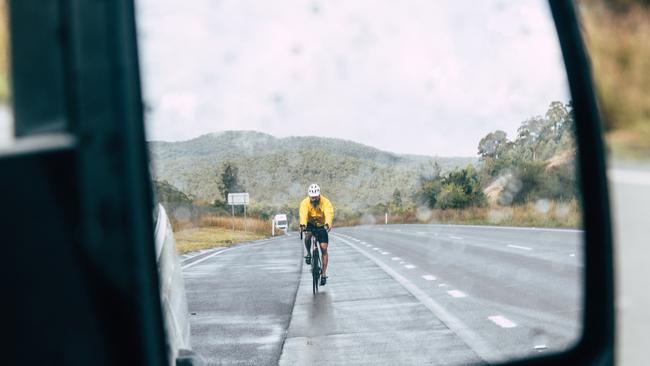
[182,224,582,365]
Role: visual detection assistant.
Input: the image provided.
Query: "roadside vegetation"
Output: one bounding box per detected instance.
[154,101,581,233]
[0,0,10,104]
[578,0,650,158]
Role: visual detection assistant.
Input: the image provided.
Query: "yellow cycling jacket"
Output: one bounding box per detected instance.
[299,195,334,227]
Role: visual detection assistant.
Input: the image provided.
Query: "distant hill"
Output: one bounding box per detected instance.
[149,131,476,211]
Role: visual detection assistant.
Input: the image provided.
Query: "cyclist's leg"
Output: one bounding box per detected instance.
[304,231,312,264]
[318,228,329,278]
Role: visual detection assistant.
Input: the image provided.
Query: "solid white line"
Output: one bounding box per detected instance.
[404,264,416,269]
[609,168,650,186]
[450,236,463,240]
[414,223,582,233]
[181,240,272,269]
[447,290,467,298]
[333,234,502,364]
[422,275,437,281]
[507,244,533,251]
[488,315,517,328]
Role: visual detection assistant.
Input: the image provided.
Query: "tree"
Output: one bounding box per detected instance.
[217,162,242,202]
[478,130,508,159]
[392,188,403,210]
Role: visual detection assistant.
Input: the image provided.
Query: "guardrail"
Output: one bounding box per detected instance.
[154,204,203,365]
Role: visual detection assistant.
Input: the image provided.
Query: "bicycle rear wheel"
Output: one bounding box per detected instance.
[312,247,320,294]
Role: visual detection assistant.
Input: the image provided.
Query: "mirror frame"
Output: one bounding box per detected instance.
[3,0,614,365]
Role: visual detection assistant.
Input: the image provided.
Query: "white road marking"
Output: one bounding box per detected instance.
[569,253,575,257]
[438,283,448,287]
[333,234,504,364]
[373,247,380,251]
[404,264,416,269]
[534,345,548,350]
[507,244,533,251]
[391,257,401,261]
[447,290,467,298]
[366,244,372,247]
[360,241,367,244]
[488,315,517,328]
[450,235,463,240]
[381,251,389,255]
[425,223,582,233]
[182,242,268,269]
[422,275,437,281]
[399,261,405,264]
[417,231,426,235]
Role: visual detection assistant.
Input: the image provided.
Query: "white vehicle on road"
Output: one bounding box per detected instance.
[274,214,288,230]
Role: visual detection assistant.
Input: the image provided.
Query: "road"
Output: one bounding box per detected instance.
[182,225,582,365]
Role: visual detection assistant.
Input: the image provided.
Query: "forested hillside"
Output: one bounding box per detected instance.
[149,131,474,213]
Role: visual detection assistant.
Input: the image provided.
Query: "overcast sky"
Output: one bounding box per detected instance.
[136,0,570,157]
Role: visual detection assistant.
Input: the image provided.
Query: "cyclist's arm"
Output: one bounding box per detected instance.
[299,198,309,227]
[323,198,334,227]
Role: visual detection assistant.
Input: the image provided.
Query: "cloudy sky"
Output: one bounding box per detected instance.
[136,0,570,157]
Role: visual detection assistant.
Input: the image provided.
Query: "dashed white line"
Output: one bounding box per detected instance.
[373,247,380,251]
[450,236,463,240]
[507,244,533,251]
[447,290,467,298]
[404,264,416,269]
[333,234,504,364]
[488,315,517,328]
[399,261,405,264]
[438,283,448,287]
[422,275,437,281]
[381,251,390,255]
[366,244,372,247]
[391,257,401,261]
[569,253,575,257]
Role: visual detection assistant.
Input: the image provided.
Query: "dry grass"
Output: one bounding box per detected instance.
[0,1,9,103]
[174,227,265,254]
[336,200,581,229]
[171,214,272,253]
[579,1,650,157]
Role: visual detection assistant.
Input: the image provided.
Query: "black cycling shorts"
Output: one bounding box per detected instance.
[306,223,329,244]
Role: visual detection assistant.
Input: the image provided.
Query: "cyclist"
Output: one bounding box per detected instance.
[299,183,334,286]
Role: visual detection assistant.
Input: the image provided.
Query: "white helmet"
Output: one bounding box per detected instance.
[307,183,321,197]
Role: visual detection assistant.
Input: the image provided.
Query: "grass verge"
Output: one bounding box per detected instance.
[172,214,272,254]
[174,227,265,254]
[336,201,581,229]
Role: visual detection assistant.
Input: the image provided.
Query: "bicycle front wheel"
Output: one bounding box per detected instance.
[312,248,320,294]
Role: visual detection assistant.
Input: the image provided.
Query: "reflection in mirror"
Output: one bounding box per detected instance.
[137,0,583,364]
[0,0,11,147]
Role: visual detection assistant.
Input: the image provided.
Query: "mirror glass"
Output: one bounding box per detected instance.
[137,0,583,364]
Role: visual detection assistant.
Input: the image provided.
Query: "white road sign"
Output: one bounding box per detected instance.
[228,192,249,205]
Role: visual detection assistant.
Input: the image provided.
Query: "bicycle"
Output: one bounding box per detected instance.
[302,227,322,294]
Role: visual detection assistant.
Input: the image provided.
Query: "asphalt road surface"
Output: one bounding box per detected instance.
[182,224,582,365]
